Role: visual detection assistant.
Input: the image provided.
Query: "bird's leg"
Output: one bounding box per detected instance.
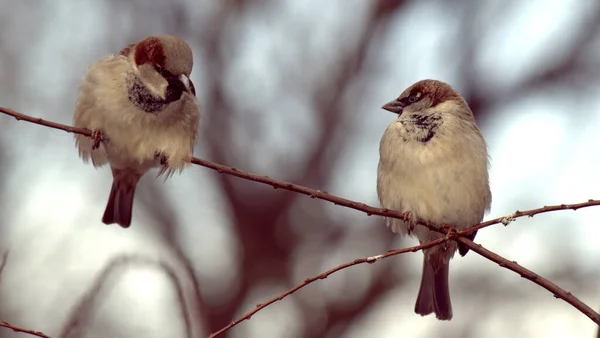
[443,226,457,252]
[407,211,414,234]
[91,130,107,150]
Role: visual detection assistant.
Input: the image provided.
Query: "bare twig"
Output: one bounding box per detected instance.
[455,237,600,324]
[2,106,600,233]
[2,107,600,329]
[447,199,600,235]
[210,231,600,337]
[0,107,87,136]
[0,321,50,338]
[208,237,448,338]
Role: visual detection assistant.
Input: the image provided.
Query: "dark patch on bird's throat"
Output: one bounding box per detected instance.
[128,75,166,113]
[127,74,183,113]
[400,114,442,143]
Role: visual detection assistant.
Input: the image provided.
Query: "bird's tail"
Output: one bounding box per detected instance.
[102,168,141,228]
[414,254,453,320]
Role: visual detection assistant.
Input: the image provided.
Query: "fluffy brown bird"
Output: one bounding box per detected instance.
[377,79,491,320]
[74,36,201,228]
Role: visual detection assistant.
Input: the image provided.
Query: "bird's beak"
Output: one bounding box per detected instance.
[381,99,405,114]
[179,74,191,93]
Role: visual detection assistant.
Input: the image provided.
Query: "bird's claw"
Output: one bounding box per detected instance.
[155,152,170,177]
[155,151,169,166]
[407,211,414,234]
[91,130,107,150]
[443,226,457,252]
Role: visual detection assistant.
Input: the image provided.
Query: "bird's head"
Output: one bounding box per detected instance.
[382,79,469,117]
[121,35,196,111]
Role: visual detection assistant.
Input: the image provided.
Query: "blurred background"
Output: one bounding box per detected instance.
[1,0,600,337]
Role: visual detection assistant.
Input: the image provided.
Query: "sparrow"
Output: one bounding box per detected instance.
[376,79,491,320]
[73,35,200,228]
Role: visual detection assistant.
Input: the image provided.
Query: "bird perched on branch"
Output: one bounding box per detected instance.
[73,35,201,228]
[377,79,491,320]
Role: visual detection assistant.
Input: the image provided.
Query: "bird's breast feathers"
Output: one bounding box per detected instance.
[74,55,200,172]
[377,114,490,228]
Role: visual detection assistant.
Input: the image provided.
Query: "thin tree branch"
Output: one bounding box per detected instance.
[0,107,86,136]
[2,107,600,329]
[211,230,600,337]
[0,321,50,338]
[455,237,600,324]
[208,237,448,338]
[2,106,599,233]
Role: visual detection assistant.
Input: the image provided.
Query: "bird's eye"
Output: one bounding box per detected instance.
[408,93,421,103]
[154,64,171,77]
